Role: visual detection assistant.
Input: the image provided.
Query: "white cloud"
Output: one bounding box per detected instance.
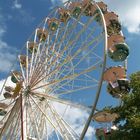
[17,10,36,25]
[12,0,22,9]
[10,0,35,26]
[0,15,16,73]
[0,51,16,72]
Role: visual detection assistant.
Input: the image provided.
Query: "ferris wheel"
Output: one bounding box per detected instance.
[0,0,129,140]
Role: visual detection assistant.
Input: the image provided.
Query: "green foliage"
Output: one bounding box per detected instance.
[107,71,140,140]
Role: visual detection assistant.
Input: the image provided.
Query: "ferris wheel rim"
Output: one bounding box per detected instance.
[79,1,108,139]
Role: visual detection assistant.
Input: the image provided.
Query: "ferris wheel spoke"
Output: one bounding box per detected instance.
[91,51,104,60]
[28,100,47,138]
[29,23,54,84]
[0,98,19,122]
[45,56,102,97]
[55,35,103,86]
[32,92,91,112]
[29,19,71,84]
[30,28,103,89]
[29,33,55,85]
[47,71,99,95]
[26,41,30,86]
[29,43,47,86]
[38,111,47,139]
[46,103,70,140]
[19,57,26,88]
[29,42,45,86]
[30,19,81,86]
[29,94,66,139]
[46,100,79,139]
[29,19,48,69]
[29,29,40,85]
[27,98,42,139]
[31,63,98,91]
[6,108,21,140]
[31,46,103,92]
[74,17,101,32]
[55,131,62,140]
[0,105,15,124]
[30,12,98,87]
[51,84,98,96]
[29,45,46,84]
[51,32,102,84]
[27,100,44,138]
[40,28,64,78]
[28,42,41,85]
[0,97,21,138]
[84,73,99,83]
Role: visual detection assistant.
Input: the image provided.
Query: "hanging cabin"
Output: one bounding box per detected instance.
[103,66,130,98]
[69,2,82,18]
[36,28,48,42]
[11,71,22,83]
[0,103,8,116]
[58,8,70,23]
[93,111,118,140]
[47,18,60,31]
[27,41,38,53]
[104,11,121,36]
[107,34,129,62]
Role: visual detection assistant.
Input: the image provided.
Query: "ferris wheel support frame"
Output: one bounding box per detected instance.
[79,2,108,140]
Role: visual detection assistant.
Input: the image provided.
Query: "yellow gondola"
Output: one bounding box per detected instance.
[37,28,48,42]
[12,82,23,98]
[28,42,38,53]
[58,8,70,23]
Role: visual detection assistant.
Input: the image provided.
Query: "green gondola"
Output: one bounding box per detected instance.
[49,22,59,31]
[108,43,129,62]
[11,75,18,83]
[0,109,7,116]
[72,6,82,18]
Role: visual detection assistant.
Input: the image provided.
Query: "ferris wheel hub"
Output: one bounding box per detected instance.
[24,86,31,96]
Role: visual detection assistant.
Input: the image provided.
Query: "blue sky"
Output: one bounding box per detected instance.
[0,0,140,139]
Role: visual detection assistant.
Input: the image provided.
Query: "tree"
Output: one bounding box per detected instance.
[107,71,140,140]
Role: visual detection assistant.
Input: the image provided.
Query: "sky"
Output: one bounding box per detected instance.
[0,0,140,139]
